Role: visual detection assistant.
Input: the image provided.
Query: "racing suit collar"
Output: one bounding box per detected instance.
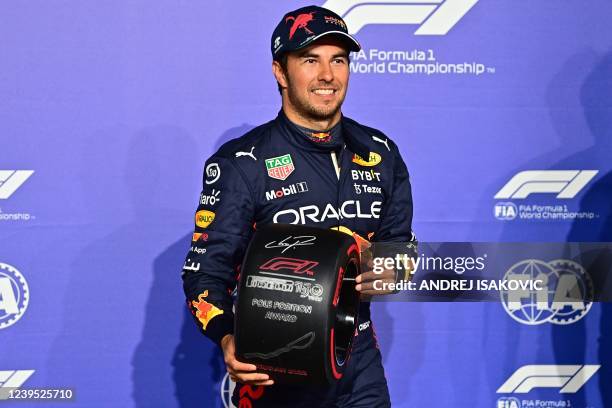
[276,110,370,159]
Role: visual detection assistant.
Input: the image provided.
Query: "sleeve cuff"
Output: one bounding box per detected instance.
[203,312,234,347]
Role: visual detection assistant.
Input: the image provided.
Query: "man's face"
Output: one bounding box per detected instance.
[276,38,350,122]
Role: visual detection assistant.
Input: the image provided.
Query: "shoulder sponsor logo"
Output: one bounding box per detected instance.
[352,152,382,167]
[195,210,215,229]
[0,171,34,200]
[495,170,598,199]
[321,0,479,35]
[372,136,390,151]
[265,182,308,201]
[273,200,382,224]
[235,146,257,161]
[265,154,295,180]
[0,370,35,400]
[190,290,224,331]
[497,365,600,394]
[200,189,221,206]
[205,163,221,185]
[0,263,29,330]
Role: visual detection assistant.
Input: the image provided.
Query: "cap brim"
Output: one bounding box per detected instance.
[296,31,361,53]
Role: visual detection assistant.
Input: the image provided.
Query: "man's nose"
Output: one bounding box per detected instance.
[317,62,334,82]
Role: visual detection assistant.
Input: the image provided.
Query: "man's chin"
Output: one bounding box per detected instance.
[308,104,342,121]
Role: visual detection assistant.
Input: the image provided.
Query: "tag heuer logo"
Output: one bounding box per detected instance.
[265,154,295,181]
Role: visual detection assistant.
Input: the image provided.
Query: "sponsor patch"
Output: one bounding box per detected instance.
[352,152,382,167]
[195,210,215,228]
[191,290,223,330]
[265,182,308,201]
[265,154,295,181]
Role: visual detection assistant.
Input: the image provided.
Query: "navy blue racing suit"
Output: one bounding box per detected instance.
[182,110,415,407]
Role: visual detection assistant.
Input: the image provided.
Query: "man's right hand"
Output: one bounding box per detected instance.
[221,334,275,386]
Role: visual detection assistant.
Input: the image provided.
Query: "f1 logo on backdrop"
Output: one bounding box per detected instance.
[497,365,600,394]
[0,370,35,400]
[321,0,479,35]
[495,170,598,199]
[0,171,34,199]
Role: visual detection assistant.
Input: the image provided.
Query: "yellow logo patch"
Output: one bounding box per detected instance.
[352,152,382,167]
[195,210,215,228]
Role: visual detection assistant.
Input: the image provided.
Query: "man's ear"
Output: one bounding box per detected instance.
[272,60,288,89]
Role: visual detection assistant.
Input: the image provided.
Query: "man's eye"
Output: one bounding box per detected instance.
[333,58,347,64]
[305,58,316,64]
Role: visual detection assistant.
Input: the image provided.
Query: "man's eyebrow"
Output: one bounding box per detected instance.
[297,51,320,59]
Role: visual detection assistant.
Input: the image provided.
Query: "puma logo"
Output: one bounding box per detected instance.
[235,146,257,161]
[372,135,390,151]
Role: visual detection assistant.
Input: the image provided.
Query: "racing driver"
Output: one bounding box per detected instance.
[182,5,415,407]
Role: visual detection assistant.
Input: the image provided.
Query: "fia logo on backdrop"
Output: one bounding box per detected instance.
[499,259,592,326]
[0,263,30,329]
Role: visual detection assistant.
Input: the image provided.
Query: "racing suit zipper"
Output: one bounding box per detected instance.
[330,146,349,230]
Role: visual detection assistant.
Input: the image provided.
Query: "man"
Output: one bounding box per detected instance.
[182,5,415,407]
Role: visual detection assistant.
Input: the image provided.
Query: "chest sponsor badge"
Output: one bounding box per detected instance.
[352,152,382,167]
[265,154,295,180]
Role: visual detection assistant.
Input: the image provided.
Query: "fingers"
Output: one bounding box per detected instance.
[228,367,274,385]
[356,279,395,295]
[226,358,258,372]
[356,270,395,284]
[355,270,395,295]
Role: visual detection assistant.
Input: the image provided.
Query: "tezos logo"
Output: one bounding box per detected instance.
[265,182,308,201]
[205,163,221,185]
[200,189,221,206]
[0,263,30,330]
[0,171,34,199]
[500,259,593,326]
[321,0,479,35]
